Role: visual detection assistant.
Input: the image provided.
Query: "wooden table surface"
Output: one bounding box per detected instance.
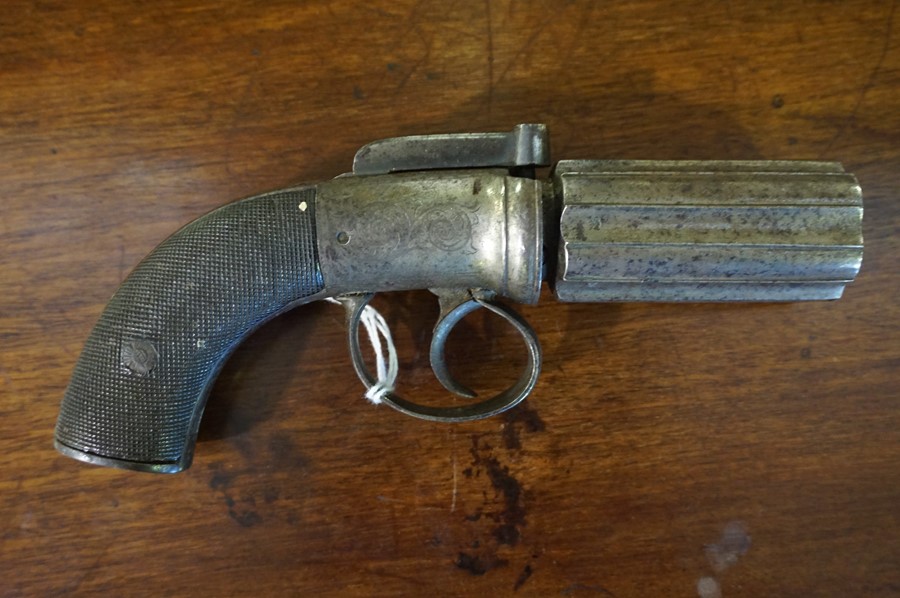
[2,1,898,596]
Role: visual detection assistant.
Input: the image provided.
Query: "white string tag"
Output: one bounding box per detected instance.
[327,298,398,404]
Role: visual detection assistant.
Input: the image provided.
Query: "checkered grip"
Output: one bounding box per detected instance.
[55,187,323,472]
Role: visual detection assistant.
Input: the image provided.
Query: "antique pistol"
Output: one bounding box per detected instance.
[55,124,864,473]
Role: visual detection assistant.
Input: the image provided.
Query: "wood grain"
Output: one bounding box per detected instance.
[2,1,898,596]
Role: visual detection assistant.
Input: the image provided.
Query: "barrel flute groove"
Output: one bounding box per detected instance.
[553,160,863,302]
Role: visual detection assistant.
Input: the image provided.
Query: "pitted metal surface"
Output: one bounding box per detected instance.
[352,123,550,175]
[316,170,543,305]
[553,160,863,301]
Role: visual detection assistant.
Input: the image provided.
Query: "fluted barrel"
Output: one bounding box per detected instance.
[552,160,863,302]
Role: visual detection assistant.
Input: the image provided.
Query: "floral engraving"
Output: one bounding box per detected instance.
[412,201,479,253]
[348,198,480,256]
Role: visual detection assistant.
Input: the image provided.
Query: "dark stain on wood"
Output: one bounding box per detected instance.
[486,460,525,546]
[228,509,262,528]
[209,470,234,491]
[502,401,546,450]
[469,436,527,547]
[454,551,507,576]
[513,563,533,591]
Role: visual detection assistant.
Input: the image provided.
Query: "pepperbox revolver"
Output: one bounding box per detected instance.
[55,124,863,473]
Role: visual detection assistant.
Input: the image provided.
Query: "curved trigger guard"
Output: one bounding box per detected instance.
[338,291,542,423]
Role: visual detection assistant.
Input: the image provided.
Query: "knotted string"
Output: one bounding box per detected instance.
[327,298,398,404]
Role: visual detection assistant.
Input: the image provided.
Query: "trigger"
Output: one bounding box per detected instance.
[429,289,541,404]
[430,289,483,399]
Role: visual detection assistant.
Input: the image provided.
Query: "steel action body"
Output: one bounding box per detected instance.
[54,124,864,473]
